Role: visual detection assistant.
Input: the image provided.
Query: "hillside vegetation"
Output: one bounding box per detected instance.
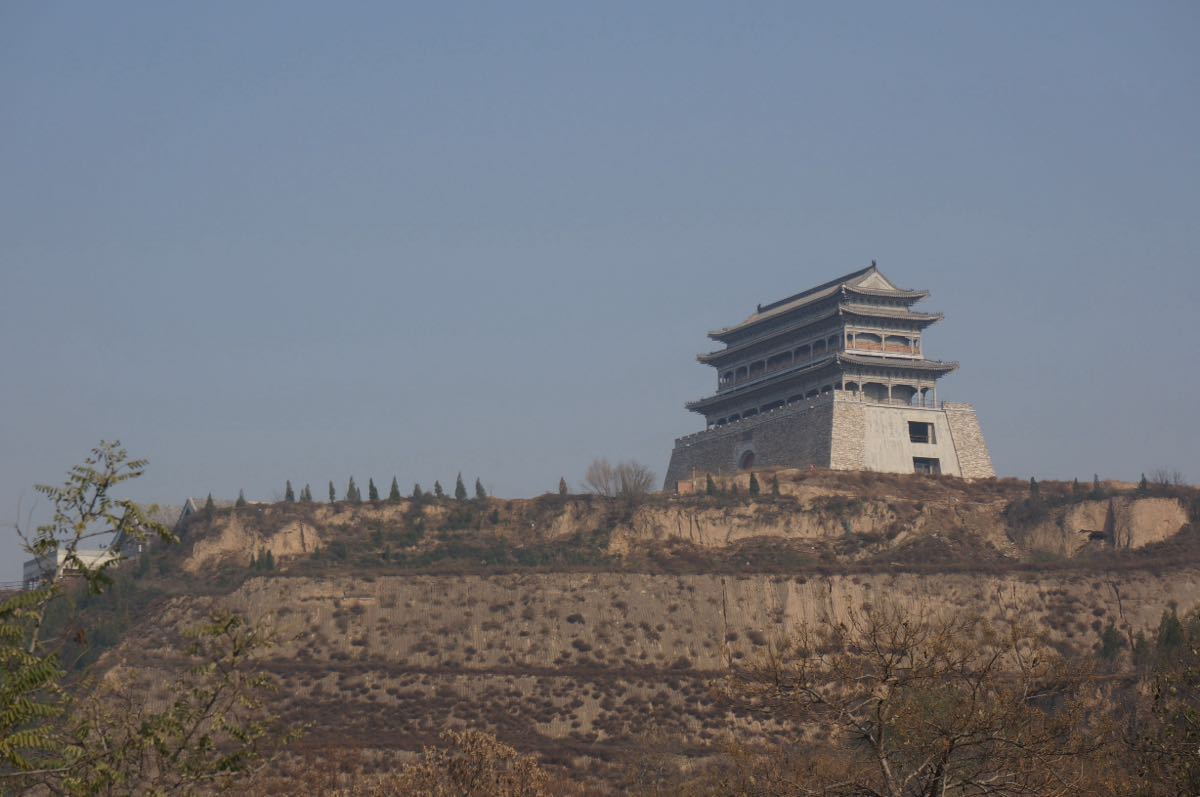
[74,470,1200,792]
[175,469,1195,577]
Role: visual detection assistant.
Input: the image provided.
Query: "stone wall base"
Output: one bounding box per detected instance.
[664,396,995,491]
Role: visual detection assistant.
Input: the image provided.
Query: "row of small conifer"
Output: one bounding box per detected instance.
[207,475,583,510]
[307,473,490,504]
[703,472,781,497]
[207,472,491,511]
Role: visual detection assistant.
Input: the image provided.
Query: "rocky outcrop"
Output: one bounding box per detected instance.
[614,493,1188,560]
[614,501,897,548]
[1021,497,1189,557]
[184,513,322,573]
[1111,497,1189,549]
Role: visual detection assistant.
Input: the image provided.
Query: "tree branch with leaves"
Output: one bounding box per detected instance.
[1,442,290,795]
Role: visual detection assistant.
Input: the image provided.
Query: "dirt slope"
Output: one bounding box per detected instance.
[93,471,1197,782]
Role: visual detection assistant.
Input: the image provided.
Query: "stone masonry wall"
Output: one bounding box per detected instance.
[829,399,866,470]
[664,399,835,490]
[943,402,996,478]
[665,396,996,489]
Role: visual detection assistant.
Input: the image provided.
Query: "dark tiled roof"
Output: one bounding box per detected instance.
[686,356,842,410]
[838,353,958,372]
[707,265,927,341]
[755,265,875,314]
[698,307,840,363]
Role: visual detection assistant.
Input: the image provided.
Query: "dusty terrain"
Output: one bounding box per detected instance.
[92,470,1198,783]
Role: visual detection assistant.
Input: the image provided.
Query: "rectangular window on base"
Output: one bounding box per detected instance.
[913,457,941,475]
[908,421,934,444]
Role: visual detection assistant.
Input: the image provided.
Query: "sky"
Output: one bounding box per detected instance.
[2,1,1198,580]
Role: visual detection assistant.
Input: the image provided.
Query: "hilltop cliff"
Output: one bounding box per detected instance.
[86,470,1198,788]
[172,469,1193,574]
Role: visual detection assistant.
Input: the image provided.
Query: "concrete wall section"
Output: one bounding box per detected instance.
[858,404,964,477]
[943,403,996,478]
[664,400,836,490]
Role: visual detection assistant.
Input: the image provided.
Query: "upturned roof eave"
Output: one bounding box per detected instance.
[838,353,959,372]
[844,285,929,300]
[686,356,843,410]
[840,306,942,323]
[698,305,942,364]
[686,353,958,411]
[707,285,930,342]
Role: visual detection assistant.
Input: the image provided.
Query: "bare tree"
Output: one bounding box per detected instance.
[1123,606,1200,796]
[1149,468,1187,488]
[336,728,553,797]
[615,461,656,499]
[584,459,656,499]
[723,600,1106,797]
[258,729,578,796]
[584,458,617,496]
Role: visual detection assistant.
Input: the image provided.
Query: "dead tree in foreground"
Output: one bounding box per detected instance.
[723,600,1107,797]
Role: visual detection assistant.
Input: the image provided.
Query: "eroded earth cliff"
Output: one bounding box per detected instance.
[90,470,1198,785]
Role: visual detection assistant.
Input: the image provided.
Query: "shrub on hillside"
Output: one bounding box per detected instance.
[390,728,550,797]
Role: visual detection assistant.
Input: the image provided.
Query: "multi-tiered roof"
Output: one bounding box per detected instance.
[687,264,957,426]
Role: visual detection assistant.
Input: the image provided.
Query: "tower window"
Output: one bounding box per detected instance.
[908,421,934,444]
[913,457,941,475]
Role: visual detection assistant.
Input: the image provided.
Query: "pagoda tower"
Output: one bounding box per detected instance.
[664,263,994,489]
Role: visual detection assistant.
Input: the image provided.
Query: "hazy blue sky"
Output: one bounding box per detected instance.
[2,2,1198,579]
